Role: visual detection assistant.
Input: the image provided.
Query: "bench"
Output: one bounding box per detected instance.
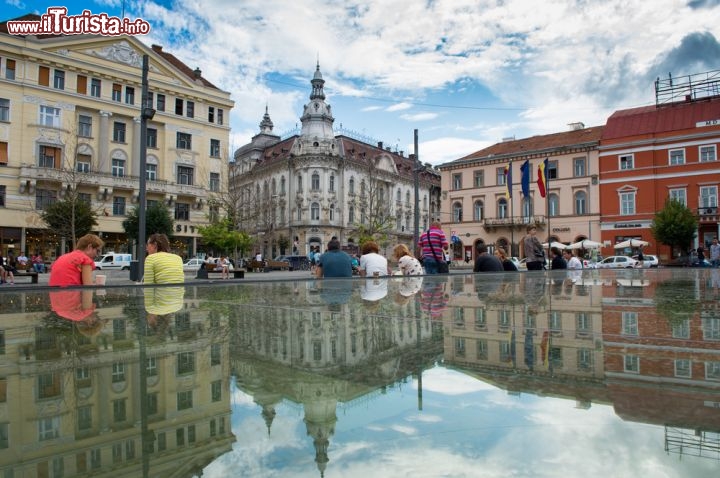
[248,260,290,272]
[195,268,245,279]
[13,271,39,284]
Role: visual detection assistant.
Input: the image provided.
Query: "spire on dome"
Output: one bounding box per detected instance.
[259,104,274,134]
[310,61,325,101]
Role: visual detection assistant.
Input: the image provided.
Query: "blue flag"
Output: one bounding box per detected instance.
[520,160,530,198]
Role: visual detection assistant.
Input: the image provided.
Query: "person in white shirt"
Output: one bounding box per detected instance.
[359,240,389,277]
[564,250,583,269]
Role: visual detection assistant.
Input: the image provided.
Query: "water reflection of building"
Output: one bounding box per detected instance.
[231,279,442,477]
[443,273,605,384]
[444,269,720,459]
[0,289,235,477]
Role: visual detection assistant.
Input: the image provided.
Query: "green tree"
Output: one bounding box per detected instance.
[197,218,254,264]
[122,203,174,243]
[41,196,98,248]
[650,199,697,257]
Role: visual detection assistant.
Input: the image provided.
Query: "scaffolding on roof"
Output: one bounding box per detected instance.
[655,69,720,106]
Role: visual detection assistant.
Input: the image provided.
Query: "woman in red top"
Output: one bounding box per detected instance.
[49,234,104,286]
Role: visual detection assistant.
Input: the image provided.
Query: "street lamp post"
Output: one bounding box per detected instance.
[135,54,155,281]
[413,129,421,254]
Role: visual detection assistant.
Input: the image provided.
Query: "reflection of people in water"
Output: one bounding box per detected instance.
[420,279,448,319]
[49,289,105,337]
[144,286,185,331]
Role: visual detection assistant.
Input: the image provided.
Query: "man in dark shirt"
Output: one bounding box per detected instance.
[550,247,567,270]
[316,239,353,277]
[474,244,504,272]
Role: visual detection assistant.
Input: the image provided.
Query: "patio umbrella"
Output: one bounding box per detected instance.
[542,241,568,250]
[614,239,649,249]
[567,239,602,250]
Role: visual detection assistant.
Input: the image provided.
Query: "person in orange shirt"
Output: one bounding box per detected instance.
[49,234,103,286]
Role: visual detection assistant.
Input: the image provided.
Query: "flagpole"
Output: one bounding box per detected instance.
[510,161,514,256]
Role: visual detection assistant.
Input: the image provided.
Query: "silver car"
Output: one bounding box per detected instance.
[597,256,637,269]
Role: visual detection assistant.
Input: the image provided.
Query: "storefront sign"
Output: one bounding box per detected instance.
[697,119,720,127]
[552,227,571,232]
[614,223,641,229]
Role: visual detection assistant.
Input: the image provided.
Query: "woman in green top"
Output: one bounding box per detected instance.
[144,233,184,284]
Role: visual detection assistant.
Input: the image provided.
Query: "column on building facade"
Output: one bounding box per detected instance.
[99,111,112,174]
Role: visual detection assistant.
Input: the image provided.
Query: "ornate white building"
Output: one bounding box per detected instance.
[231,64,441,258]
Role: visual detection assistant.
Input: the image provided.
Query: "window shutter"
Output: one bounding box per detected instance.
[53,146,61,169]
[39,66,49,86]
[0,142,7,164]
[76,75,87,94]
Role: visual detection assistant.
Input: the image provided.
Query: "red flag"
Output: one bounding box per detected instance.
[537,158,548,198]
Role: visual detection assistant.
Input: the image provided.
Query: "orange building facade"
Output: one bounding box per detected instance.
[598,79,720,261]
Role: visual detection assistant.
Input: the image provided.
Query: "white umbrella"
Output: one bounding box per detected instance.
[614,239,649,249]
[567,239,603,250]
[542,241,568,249]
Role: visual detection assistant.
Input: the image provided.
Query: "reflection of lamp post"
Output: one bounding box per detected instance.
[135,54,156,281]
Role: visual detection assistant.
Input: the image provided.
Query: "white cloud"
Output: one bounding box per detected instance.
[361,106,383,112]
[400,112,438,121]
[386,102,412,112]
[414,136,491,166]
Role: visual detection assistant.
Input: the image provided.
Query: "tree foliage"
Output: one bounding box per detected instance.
[197,218,254,260]
[351,156,396,245]
[122,203,175,243]
[41,196,98,247]
[650,199,697,256]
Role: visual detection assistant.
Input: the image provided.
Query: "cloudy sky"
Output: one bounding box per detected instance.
[10,0,720,164]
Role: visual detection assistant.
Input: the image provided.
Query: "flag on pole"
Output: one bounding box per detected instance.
[520,160,530,198]
[504,163,512,198]
[537,158,549,198]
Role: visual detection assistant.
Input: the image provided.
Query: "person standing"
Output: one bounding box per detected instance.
[359,240,389,277]
[474,244,504,272]
[144,233,184,284]
[550,247,567,269]
[418,221,449,274]
[711,238,720,268]
[316,239,353,278]
[49,234,104,286]
[523,225,546,271]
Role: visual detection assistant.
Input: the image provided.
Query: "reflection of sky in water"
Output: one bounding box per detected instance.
[205,368,716,477]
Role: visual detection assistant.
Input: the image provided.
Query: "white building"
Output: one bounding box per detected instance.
[231,64,441,258]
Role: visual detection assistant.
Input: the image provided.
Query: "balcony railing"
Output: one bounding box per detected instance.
[483,215,547,229]
[19,165,207,200]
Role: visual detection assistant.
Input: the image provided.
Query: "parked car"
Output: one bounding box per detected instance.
[182,258,234,272]
[94,253,132,271]
[517,257,550,270]
[596,256,637,269]
[632,254,659,268]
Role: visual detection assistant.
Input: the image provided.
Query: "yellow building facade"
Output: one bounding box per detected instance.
[0,22,234,260]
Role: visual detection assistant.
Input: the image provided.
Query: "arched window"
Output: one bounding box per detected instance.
[397,188,401,201]
[548,194,560,217]
[379,187,384,202]
[329,174,335,192]
[474,200,484,221]
[348,205,355,223]
[498,198,507,218]
[311,202,320,220]
[453,202,463,222]
[311,172,320,190]
[280,176,286,194]
[406,191,411,204]
[329,203,335,221]
[575,191,587,215]
[297,174,302,192]
[522,197,533,218]
[349,177,355,194]
[271,178,277,195]
[360,180,366,196]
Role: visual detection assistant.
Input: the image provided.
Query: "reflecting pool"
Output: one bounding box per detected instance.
[0,268,718,477]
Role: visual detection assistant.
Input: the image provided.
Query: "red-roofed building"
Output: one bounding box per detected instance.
[598,71,720,261]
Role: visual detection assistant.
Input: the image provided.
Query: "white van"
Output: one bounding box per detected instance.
[94,253,133,271]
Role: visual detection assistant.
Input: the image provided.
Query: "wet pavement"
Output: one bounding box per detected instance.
[0,268,718,477]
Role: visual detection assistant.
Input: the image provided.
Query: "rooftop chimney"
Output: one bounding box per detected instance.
[377,141,383,149]
[568,122,585,131]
